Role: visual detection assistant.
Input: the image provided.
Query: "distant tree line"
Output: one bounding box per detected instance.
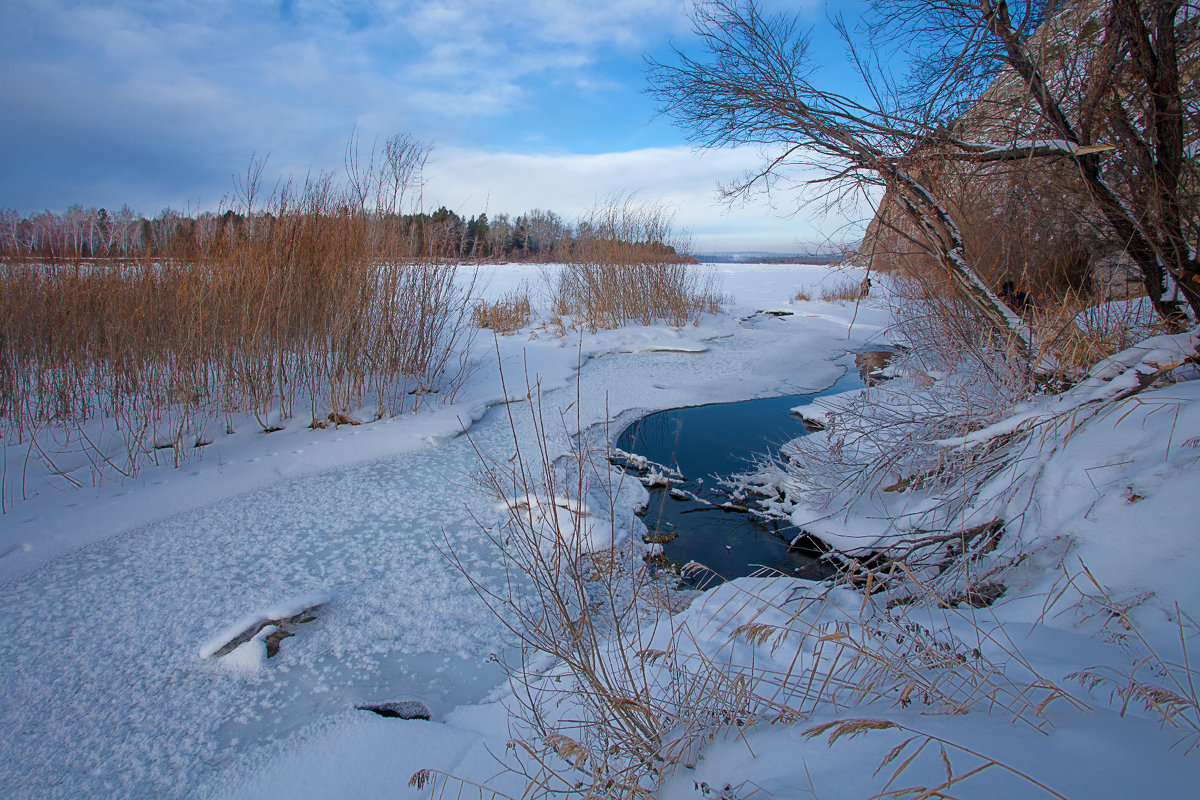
[0,204,694,264]
[2,134,694,265]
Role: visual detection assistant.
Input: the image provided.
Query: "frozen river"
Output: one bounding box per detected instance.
[0,264,883,798]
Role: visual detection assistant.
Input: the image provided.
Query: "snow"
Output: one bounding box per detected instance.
[658,706,1197,799]
[221,626,276,673]
[0,261,887,798]
[990,138,1079,154]
[1023,378,1200,616]
[2,260,1198,798]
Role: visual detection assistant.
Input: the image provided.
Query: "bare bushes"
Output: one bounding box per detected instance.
[928,154,1099,305]
[746,380,1033,593]
[0,178,474,483]
[545,198,720,330]
[473,287,532,334]
[424,377,753,799]
[871,229,1175,395]
[884,276,1033,386]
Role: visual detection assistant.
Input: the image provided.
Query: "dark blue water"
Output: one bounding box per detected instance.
[614,366,863,585]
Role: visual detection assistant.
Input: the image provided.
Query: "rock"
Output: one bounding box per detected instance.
[262,628,295,658]
[854,349,899,386]
[202,598,326,660]
[951,581,1006,608]
[356,700,431,720]
[792,413,825,432]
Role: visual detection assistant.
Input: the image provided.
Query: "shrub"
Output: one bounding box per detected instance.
[544,196,720,330]
[473,288,533,334]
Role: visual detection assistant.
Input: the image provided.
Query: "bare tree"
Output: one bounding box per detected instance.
[343,127,377,213]
[0,209,19,257]
[648,0,1040,352]
[860,0,1200,326]
[233,153,269,237]
[647,0,1199,337]
[377,132,432,216]
[110,205,140,255]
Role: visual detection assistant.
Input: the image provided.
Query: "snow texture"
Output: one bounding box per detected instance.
[4,261,1198,799]
[0,262,887,798]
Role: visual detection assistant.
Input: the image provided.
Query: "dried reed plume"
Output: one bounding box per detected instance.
[546,195,720,330]
[0,172,474,484]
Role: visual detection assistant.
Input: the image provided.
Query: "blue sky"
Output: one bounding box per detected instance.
[2,1,869,252]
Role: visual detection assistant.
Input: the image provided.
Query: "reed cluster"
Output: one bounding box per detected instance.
[0,177,473,479]
[818,275,865,302]
[472,287,532,335]
[546,196,719,330]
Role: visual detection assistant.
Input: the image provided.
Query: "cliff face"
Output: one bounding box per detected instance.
[857,1,1198,307]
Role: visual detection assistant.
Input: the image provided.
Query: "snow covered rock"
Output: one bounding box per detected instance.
[198,591,330,663]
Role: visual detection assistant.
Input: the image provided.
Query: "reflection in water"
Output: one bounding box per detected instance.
[614,365,865,586]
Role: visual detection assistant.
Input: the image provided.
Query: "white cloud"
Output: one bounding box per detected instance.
[0,0,869,251]
[423,145,865,251]
[1,0,689,162]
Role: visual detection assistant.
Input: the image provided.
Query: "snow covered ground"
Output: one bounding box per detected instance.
[0,262,891,798]
[4,261,1198,799]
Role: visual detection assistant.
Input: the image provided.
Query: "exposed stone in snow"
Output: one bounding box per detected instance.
[355,700,432,721]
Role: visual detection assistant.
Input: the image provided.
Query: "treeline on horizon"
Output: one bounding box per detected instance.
[0,160,714,490]
[0,203,695,265]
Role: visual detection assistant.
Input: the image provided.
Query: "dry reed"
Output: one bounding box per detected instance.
[0,176,474,482]
[545,196,720,330]
[423,364,754,799]
[819,276,865,302]
[473,287,533,334]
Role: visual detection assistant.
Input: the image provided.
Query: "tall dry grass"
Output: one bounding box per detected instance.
[0,175,474,482]
[427,369,749,800]
[473,287,532,335]
[819,276,866,302]
[545,196,720,330]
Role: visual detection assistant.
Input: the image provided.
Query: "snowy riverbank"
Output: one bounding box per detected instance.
[1,262,892,798]
[5,262,1198,798]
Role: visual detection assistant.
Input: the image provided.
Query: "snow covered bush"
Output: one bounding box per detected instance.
[746,320,1200,597]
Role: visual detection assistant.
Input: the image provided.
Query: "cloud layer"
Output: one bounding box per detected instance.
[1,0,859,250]
[424,144,864,251]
